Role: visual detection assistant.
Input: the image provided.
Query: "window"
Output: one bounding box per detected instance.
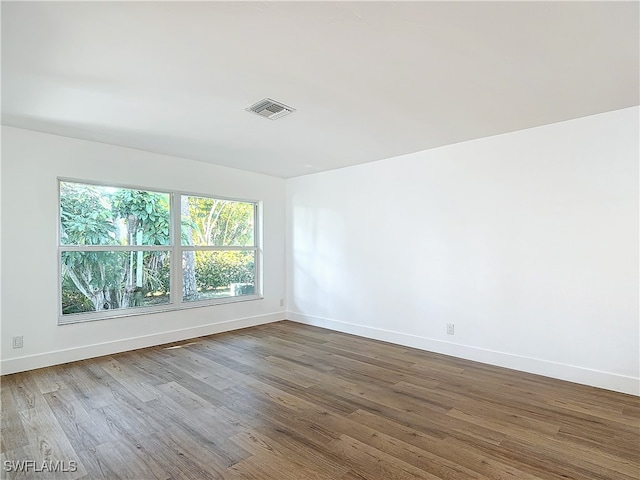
[59,180,260,323]
[181,195,257,303]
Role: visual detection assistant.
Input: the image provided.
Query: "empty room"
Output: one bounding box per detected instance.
[1,1,638,479]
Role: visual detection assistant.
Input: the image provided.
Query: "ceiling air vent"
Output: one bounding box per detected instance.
[246,98,295,120]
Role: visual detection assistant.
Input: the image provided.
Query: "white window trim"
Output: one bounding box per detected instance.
[57,178,263,325]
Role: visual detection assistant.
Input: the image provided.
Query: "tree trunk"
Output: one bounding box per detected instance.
[90,289,107,311]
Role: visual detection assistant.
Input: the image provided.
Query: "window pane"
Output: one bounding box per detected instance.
[183,250,255,302]
[61,251,170,315]
[60,182,170,246]
[181,195,254,246]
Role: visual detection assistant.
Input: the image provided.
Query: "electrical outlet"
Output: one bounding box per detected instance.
[12,336,23,349]
[446,324,455,335]
[280,298,284,307]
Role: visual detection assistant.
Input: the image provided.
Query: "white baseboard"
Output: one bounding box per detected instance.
[1,312,284,376]
[287,311,640,396]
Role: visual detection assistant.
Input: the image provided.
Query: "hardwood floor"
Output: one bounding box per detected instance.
[1,321,638,480]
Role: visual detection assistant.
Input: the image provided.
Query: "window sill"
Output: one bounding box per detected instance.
[58,294,264,325]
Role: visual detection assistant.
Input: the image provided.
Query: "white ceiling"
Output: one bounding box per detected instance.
[2,1,638,178]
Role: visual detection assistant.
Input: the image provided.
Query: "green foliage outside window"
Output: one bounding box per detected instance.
[194,251,255,295]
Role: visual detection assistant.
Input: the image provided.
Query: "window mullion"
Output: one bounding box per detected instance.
[181,245,256,252]
[171,192,183,305]
[59,245,170,252]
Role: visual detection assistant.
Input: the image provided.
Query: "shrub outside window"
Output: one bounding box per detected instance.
[58,180,260,323]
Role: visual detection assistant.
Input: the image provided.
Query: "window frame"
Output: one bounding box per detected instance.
[57,178,262,325]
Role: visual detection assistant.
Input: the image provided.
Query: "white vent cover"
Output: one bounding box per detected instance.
[246,98,295,120]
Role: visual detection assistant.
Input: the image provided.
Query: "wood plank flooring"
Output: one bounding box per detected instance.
[1,320,639,479]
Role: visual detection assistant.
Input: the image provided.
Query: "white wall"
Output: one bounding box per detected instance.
[1,126,286,374]
[287,107,640,395]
